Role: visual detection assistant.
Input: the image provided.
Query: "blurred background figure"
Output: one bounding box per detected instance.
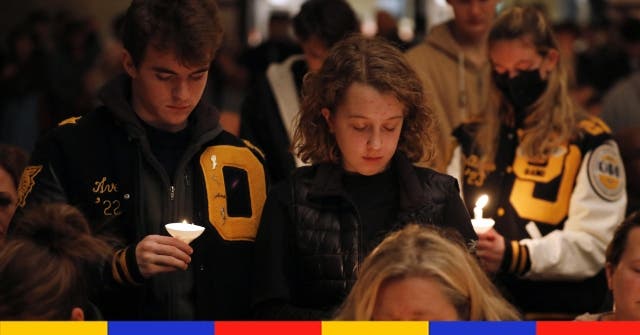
[241,10,301,84]
[240,0,360,184]
[83,13,125,103]
[0,23,44,152]
[337,224,519,321]
[0,203,111,320]
[375,9,412,51]
[0,143,28,241]
[600,71,640,134]
[614,127,640,214]
[575,16,640,115]
[577,211,640,321]
[405,0,500,173]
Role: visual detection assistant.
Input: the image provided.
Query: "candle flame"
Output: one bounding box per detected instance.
[475,194,489,209]
[182,219,188,224]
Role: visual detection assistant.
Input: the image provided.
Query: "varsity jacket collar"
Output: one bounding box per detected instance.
[307,152,428,213]
[97,74,223,144]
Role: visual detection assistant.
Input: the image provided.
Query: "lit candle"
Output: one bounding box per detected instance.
[474,194,489,220]
[471,194,494,234]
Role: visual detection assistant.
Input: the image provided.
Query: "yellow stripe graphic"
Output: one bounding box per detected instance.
[1,321,107,335]
[322,321,428,335]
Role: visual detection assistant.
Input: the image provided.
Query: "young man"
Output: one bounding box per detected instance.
[405,0,499,172]
[12,0,267,320]
[240,0,359,184]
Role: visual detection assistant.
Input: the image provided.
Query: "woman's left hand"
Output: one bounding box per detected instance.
[476,228,505,273]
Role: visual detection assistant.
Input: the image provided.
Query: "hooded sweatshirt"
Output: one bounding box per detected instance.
[405,20,491,172]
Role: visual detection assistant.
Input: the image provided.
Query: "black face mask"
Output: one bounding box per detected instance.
[493,69,548,111]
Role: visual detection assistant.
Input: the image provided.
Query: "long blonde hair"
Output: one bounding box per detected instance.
[336,224,520,320]
[293,35,434,164]
[475,6,585,164]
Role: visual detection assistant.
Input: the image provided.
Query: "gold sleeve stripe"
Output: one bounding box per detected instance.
[509,241,520,273]
[111,249,124,284]
[57,116,82,126]
[242,139,266,160]
[517,244,528,274]
[119,247,136,285]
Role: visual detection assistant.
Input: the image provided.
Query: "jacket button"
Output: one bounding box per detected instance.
[199,265,205,271]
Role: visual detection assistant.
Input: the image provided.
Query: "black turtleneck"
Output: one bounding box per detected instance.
[342,166,399,255]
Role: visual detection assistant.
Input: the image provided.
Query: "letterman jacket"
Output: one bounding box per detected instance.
[12,74,268,320]
[448,116,627,314]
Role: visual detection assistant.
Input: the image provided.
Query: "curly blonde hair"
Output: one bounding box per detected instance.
[293,35,434,164]
[336,224,520,320]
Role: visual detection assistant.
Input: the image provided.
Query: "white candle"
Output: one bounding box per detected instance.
[471,194,494,234]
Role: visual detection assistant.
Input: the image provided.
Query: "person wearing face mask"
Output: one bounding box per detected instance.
[447,7,627,319]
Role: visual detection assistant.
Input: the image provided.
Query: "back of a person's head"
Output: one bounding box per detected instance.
[337,224,519,320]
[0,203,111,320]
[121,0,223,67]
[0,144,29,189]
[293,0,359,48]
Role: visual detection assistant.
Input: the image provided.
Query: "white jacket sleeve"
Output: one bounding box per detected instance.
[521,141,627,280]
[447,145,463,187]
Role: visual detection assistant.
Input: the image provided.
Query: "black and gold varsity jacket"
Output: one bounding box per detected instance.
[12,75,267,320]
[449,116,627,315]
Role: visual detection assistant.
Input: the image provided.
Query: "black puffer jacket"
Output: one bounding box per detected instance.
[252,153,476,320]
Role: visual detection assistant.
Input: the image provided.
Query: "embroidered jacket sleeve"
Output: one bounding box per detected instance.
[13,133,69,213]
[12,124,144,288]
[518,140,626,280]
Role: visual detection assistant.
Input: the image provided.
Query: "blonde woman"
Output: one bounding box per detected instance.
[337,224,519,320]
[448,6,626,317]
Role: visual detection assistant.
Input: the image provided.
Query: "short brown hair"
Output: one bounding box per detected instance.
[122,0,224,67]
[293,35,434,164]
[606,211,640,267]
[292,0,359,48]
[0,203,111,320]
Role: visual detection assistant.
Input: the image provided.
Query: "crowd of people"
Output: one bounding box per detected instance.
[0,0,639,322]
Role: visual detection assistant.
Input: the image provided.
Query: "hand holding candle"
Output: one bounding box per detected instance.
[471,194,495,234]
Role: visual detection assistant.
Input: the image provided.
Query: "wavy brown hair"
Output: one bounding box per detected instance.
[0,203,111,320]
[293,35,434,164]
[475,6,585,164]
[336,224,520,320]
[122,0,223,67]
